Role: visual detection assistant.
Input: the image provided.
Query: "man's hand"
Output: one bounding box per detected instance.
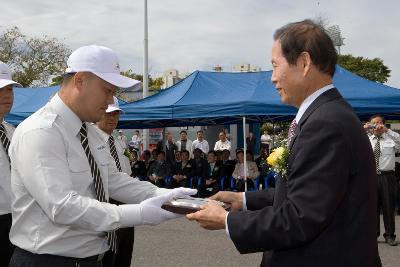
[139,187,197,225]
[209,191,244,211]
[205,179,215,185]
[186,201,227,230]
[375,123,388,133]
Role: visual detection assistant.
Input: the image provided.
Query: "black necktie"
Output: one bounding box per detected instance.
[0,123,11,163]
[109,136,122,172]
[374,136,381,175]
[79,124,117,252]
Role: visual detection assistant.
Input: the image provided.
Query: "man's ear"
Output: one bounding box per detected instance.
[73,72,85,91]
[298,52,312,76]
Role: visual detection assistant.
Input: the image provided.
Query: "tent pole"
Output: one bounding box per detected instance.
[142,0,149,150]
[243,116,247,192]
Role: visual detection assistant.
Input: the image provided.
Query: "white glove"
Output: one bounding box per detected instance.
[139,187,197,225]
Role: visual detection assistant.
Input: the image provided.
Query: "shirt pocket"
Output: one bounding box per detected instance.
[382,141,395,155]
[67,157,92,192]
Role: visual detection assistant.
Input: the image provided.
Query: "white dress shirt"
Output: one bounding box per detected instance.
[94,127,132,176]
[192,139,209,154]
[176,139,193,158]
[0,121,14,215]
[369,129,400,172]
[9,94,168,257]
[116,134,128,150]
[214,140,231,151]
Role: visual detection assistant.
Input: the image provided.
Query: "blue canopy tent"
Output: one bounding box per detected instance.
[6,85,60,125]
[5,66,400,127]
[118,66,400,129]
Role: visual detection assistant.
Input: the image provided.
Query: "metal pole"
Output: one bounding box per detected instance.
[142,0,149,150]
[243,116,247,192]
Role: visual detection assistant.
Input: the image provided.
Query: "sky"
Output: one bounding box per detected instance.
[1,0,399,87]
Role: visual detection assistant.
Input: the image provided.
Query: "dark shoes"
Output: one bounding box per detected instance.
[385,237,398,246]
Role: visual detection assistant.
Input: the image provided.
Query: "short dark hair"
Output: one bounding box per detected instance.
[222,149,230,155]
[370,114,385,124]
[208,150,217,157]
[180,130,187,135]
[143,150,151,157]
[236,149,244,156]
[197,130,203,134]
[62,73,75,86]
[274,19,337,76]
[157,150,166,156]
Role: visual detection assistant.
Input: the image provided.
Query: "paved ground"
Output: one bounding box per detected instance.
[132,216,400,267]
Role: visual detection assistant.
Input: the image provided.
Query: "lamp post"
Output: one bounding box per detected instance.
[142,0,149,150]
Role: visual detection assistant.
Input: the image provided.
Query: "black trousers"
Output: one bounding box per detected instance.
[0,213,14,267]
[102,227,135,267]
[10,247,102,267]
[102,199,135,267]
[377,171,397,239]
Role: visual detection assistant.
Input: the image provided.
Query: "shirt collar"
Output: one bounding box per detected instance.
[295,84,334,123]
[50,93,83,137]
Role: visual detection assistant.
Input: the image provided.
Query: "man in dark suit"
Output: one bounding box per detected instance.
[147,151,172,187]
[220,149,236,190]
[171,150,194,188]
[198,151,223,197]
[130,150,147,179]
[190,148,208,189]
[187,19,379,267]
[156,131,177,166]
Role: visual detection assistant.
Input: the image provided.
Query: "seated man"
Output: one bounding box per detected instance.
[190,148,208,188]
[198,151,222,198]
[142,150,155,175]
[171,150,194,188]
[255,147,271,188]
[130,150,147,179]
[220,149,236,190]
[232,150,260,191]
[147,150,172,187]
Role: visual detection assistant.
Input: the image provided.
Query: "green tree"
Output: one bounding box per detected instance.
[0,26,70,87]
[338,54,391,83]
[120,69,163,91]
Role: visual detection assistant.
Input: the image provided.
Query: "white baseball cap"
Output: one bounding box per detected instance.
[65,45,140,88]
[106,96,123,113]
[0,61,22,88]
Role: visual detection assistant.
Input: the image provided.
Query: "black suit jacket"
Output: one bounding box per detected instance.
[228,89,378,266]
[173,161,195,178]
[131,160,147,178]
[206,161,223,181]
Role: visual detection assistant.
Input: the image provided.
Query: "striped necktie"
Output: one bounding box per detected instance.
[373,136,381,175]
[79,123,117,252]
[0,123,11,162]
[109,136,122,172]
[287,119,297,146]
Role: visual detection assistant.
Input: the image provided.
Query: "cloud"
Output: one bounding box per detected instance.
[1,0,399,87]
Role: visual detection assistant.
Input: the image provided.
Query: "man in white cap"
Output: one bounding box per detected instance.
[95,96,134,267]
[0,61,21,266]
[8,45,196,267]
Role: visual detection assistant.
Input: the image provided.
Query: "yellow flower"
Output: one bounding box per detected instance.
[267,151,278,166]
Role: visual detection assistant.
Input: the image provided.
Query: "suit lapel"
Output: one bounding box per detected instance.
[289,88,342,150]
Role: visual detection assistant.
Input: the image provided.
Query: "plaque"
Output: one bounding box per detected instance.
[162,197,229,214]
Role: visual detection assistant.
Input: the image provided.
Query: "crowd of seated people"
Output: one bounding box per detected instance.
[128,145,274,196]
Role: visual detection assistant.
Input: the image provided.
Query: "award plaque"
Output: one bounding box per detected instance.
[162,197,229,214]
